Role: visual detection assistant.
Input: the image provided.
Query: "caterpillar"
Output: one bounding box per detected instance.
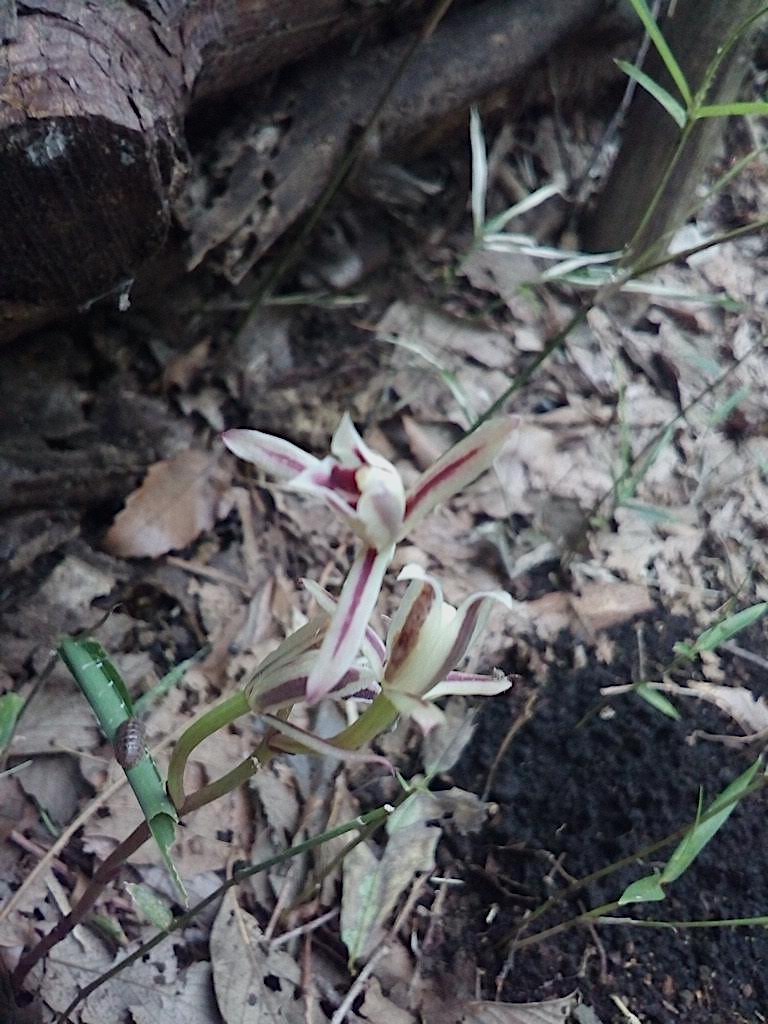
[114,718,146,770]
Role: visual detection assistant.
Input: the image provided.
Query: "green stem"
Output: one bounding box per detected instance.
[166,691,250,810]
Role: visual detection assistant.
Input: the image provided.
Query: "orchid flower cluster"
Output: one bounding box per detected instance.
[223,413,516,751]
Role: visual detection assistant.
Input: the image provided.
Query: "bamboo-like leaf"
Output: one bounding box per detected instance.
[635,683,680,720]
[626,0,692,107]
[58,638,186,902]
[615,59,687,127]
[0,693,24,752]
[691,603,768,655]
[619,757,761,905]
[125,882,174,929]
[695,101,768,119]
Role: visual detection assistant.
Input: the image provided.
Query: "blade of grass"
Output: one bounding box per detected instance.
[695,100,768,118]
[626,0,692,107]
[616,59,687,126]
[619,758,762,905]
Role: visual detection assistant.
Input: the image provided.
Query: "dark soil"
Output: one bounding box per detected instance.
[452,614,768,1024]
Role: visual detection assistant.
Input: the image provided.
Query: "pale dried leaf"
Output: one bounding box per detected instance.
[105,449,231,558]
[686,681,768,735]
[572,582,655,633]
[211,889,306,1024]
[360,978,417,1024]
[341,792,441,964]
[459,993,578,1023]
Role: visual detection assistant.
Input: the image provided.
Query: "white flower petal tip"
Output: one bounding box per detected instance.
[222,428,319,479]
[400,415,519,536]
[386,692,446,734]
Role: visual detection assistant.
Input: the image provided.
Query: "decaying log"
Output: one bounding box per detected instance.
[0,0,615,337]
[180,0,610,284]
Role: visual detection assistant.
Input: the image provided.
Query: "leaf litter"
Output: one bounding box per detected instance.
[4,63,768,1024]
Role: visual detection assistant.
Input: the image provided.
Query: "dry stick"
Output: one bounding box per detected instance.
[52,804,394,1024]
[481,690,539,802]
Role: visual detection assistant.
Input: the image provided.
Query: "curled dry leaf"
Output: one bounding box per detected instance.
[105,450,231,559]
[459,993,578,1023]
[686,681,768,737]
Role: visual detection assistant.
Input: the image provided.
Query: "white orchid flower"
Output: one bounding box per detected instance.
[223,413,516,704]
[304,565,513,734]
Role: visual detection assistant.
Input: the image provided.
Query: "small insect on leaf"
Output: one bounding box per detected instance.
[114,718,147,770]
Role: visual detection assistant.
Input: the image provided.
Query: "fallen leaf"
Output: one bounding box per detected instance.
[572,582,655,633]
[211,889,307,1024]
[105,449,231,559]
[459,993,578,1023]
[686,681,768,736]
[341,792,441,964]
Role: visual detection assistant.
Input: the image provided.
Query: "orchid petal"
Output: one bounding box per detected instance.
[263,714,393,770]
[305,544,395,704]
[355,465,406,549]
[385,691,446,734]
[385,571,455,696]
[425,669,512,700]
[424,590,513,691]
[401,416,517,537]
[289,455,360,522]
[222,428,320,480]
[302,578,386,677]
[254,616,327,679]
[331,412,398,475]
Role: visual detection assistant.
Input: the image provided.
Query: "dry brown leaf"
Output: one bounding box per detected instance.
[105,449,231,559]
[459,993,578,1023]
[360,978,417,1024]
[210,889,307,1024]
[341,793,441,964]
[572,582,655,633]
[686,681,768,736]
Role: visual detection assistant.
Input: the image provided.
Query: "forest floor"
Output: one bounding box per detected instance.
[3,78,768,1024]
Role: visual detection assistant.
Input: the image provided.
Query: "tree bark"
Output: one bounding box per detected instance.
[583,0,765,258]
[0,0,613,337]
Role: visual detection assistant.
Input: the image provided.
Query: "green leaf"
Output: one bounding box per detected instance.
[59,637,186,902]
[626,0,692,107]
[0,693,24,752]
[616,59,687,127]
[619,758,762,906]
[692,602,768,655]
[695,101,768,119]
[635,683,680,720]
[125,882,174,929]
[662,758,761,885]
[619,875,666,905]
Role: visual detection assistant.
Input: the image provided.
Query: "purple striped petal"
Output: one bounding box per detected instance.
[424,670,512,700]
[305,544,395,704]
[401,416,517,537]
[301,578,387,676]
[222,429,320,479]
